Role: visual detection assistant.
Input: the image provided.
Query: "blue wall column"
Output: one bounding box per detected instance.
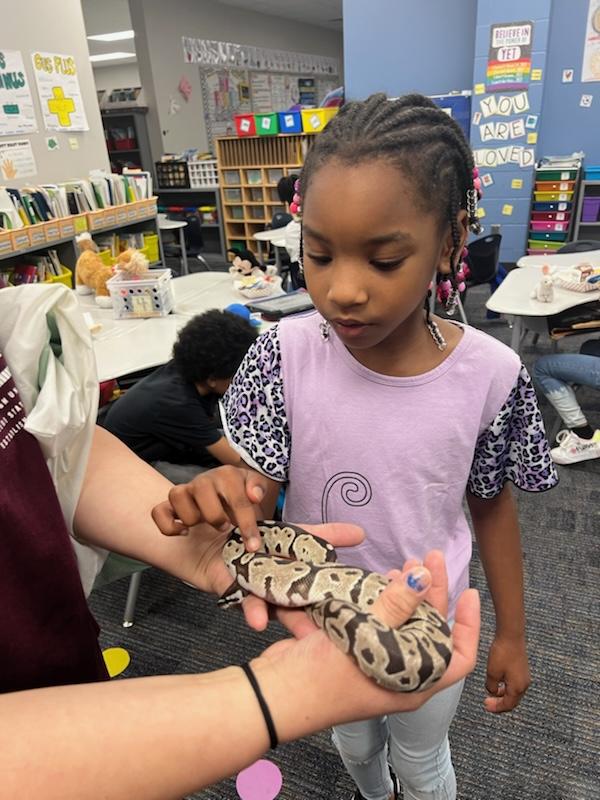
[470,0,552,264]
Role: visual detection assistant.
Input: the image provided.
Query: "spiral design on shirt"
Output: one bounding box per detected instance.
[321,472,373,522]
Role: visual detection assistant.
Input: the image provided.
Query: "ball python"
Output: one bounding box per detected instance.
[218,521,452,692]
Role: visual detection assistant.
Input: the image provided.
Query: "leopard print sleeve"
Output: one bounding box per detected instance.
[468,364,558,499]
[220,325,290,482]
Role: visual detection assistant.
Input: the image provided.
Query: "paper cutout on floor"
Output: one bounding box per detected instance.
[236,760,283,800]
[102,647,131,678]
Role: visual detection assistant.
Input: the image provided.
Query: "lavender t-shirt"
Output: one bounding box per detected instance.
[222,312,557,614]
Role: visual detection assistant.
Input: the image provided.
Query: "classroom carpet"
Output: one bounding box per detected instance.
[89,284,600,800]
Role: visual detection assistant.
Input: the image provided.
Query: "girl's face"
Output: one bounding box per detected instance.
[302,159,463,360]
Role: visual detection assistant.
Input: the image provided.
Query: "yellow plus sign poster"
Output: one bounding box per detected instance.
[31,52,89,132]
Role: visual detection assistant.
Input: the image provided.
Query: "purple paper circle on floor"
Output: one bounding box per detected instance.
[236,759,283,800]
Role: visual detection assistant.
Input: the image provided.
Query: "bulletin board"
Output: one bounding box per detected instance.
[200,67,338,146]
[186,37,339,149]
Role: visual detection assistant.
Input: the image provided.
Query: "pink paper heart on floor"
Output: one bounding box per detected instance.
[236,759,283,800]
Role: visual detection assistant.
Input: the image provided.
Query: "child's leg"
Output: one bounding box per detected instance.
[332,717,393,800]
[387,679,464,800]
[533,354,600,431]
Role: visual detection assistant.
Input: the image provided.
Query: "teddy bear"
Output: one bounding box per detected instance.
[75,232,115,308]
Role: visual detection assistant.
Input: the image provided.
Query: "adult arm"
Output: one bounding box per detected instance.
[467,484,530,713]
[0,558,480,800]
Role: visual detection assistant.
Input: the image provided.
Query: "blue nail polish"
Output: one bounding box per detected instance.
[406,569,429,592]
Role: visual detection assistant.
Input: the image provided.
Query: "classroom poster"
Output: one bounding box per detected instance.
[31,52,89,131]
[487,21,533,91]
[0,139,37,180]
[582,0,600,82]
[0,50,38,135]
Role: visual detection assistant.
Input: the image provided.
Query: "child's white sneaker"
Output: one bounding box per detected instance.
[550,429,600,465]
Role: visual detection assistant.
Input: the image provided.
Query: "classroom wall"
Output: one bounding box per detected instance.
[3,0,109,187]
[342,0,477,98]
[93,63,142,93]
[538,0,600,163]
[130,0,344,156]
[471,0,552,264]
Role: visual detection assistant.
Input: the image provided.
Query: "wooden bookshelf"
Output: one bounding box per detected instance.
[216,134,312,257]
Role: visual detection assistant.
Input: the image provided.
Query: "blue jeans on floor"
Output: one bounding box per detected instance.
[332,680,464,800]
[533,354,600,429]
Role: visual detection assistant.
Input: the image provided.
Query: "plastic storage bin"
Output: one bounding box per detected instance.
[234,114,256,136]
[530,220,568,232]
[44,265,72,288]
[536,169,578,181]
[107,268,174,319]
[581,197,600,222]
[534,190,574,202]
[278,111,302,133]
[534,180,575,192]
[531,211,570,222]
[584,166,600,180]
[527,238,563,251]
[532,201,572,213]
[255,113,279,136]
[188,159,219,188]
[142,233,159,263]
[301,107,338,133]
[529,231,567,241]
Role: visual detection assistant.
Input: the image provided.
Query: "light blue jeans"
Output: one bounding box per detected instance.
[533,354,600,428]
[332,679,464,800]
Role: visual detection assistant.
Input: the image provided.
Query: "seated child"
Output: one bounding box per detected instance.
[533,338,600,465]
[102,309,257,482]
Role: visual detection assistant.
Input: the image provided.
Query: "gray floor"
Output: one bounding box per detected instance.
[89,285,600,799]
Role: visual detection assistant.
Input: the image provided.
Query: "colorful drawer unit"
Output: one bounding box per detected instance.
[584,166,600,180]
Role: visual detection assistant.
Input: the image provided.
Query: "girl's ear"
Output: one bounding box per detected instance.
[438,210,469,274]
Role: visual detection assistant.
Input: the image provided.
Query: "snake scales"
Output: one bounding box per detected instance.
[219,521,452,692]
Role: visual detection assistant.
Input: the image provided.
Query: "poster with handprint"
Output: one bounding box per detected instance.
[0,49,38,135]
[0,139,37,179]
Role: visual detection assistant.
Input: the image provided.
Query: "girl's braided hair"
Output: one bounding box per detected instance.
[300,93,482,281]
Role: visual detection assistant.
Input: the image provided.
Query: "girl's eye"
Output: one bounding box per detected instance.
[306,254,331,265]
[371,259,405,271]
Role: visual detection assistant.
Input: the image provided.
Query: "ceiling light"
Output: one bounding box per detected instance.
[87,30,135,42]
[90,52,136,63]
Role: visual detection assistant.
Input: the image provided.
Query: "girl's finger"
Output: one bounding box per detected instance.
[151,500,189,536]
[241,595,270,631]
[371,567,432,627]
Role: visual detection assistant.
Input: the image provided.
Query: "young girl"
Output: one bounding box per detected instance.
[161,93,558,800]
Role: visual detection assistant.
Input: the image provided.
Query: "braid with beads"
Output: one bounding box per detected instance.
[299,93,482,328]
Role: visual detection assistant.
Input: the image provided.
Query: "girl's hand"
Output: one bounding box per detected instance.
[253,552,481,729]
[484,634,530,713]
[151,465,274,551]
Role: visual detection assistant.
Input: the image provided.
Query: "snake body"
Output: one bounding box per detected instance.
[219,522,453,692]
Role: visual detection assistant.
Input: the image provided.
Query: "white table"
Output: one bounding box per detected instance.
[486,265,600,351]
[79,272,274,381]
[517,249,600,268]
[253,228,288,270]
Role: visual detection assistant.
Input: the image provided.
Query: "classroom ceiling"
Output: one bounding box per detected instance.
[214,0,343,30]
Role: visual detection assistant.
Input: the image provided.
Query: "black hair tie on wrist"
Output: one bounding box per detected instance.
[241,662,278,750]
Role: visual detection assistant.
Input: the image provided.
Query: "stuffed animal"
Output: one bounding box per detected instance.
[114,248,150,278]
[530,274,554,303]
[228,248,265,280]
[75,233,114,308]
